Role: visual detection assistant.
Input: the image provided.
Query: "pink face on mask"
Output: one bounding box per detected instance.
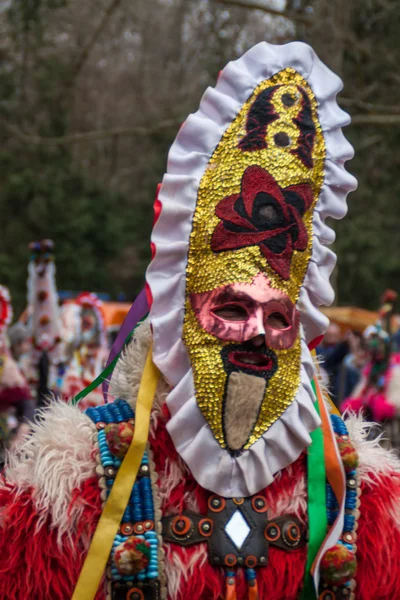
[190,273,299,350]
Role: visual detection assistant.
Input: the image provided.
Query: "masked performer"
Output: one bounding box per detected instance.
[1,42,400,600]
[22,241,107,407]
[342,290,400,446]
[61,292,109,408]
[0,286,32,464]
[20,240,63,404]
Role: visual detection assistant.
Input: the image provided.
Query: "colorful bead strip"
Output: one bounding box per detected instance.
[321,414,360,600]
[87,399,161,594]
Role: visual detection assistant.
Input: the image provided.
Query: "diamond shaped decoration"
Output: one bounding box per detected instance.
[224,509,251,550]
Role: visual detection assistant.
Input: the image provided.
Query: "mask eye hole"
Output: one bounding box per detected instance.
[266,311,289,330]
[212,304,248,322]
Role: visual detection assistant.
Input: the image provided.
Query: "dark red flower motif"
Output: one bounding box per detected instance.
[211,165,313,280]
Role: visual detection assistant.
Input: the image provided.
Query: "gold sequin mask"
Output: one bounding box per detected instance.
[182,68,326,452]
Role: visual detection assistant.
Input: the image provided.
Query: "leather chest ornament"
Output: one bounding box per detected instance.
[162,495,305,569]
[111,580,161,600]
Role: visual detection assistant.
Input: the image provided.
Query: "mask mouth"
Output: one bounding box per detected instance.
[221,341,278,382]
[228,350,274,372]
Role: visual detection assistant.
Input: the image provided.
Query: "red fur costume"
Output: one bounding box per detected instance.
[1,420,400,600]
[1,325,400,600]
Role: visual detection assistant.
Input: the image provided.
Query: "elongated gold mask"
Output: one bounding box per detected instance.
[183,68,325,451]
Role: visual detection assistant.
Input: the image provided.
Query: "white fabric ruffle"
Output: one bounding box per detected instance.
[146,41,357,497]
[166,337,320,497]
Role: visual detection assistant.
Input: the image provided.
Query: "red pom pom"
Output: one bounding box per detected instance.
[336,436,359,472]
[105,421,135,458]
[320,543,357,586]
[114,536,151,575]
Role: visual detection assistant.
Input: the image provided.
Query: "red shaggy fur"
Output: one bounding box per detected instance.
[355,472,400,600]
[0,476,105,600]
[151,406,400,599]
[151,404,307,599]
[164,543,306,600]
[0,405,399,599]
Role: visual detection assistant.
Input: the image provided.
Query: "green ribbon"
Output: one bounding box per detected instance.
[300,379,328,600]
[73,334,327,598]
[72,315,148,405]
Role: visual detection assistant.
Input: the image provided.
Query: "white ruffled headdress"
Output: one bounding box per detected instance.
[146,42,357,497]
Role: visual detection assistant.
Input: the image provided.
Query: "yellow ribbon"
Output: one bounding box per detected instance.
[72,345,160,600]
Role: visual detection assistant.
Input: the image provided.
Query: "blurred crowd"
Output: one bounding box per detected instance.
[0,241,113,466]
[317,323,368,408]
[318,290,400,450]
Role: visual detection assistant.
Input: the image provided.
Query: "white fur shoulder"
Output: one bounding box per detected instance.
[2,400,97,539]
[345,412,400,486]
[109,320,153,402]
[109,320,170,424]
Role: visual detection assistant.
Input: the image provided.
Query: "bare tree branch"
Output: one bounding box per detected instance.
[358,134,383,151]
[357,82,380,101]
[365,0,399,29]
[310,0,351,75]
[2,119,182,145]
[73,0,123,79]
[340,97,400,115]
[215,0,312,24]
[6,109,400,148]
[351,114,400,126]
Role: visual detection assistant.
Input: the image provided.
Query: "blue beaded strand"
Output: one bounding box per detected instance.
[325,414,358,595]
[86,399,159,585]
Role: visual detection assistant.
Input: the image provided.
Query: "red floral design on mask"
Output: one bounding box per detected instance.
[211,166,313,279]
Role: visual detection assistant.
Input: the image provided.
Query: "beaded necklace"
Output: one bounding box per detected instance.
[319,414,360,600]
[87,399,165,600]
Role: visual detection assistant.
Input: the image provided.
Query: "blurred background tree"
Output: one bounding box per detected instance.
[0,0,398,313]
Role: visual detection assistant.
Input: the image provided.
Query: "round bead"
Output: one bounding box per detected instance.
[121,523,133,536]
[245,555,257,568]
[147,570,158,578]
[319,592,335,600]
[233,497,244,505]
[224,554,237,567]
[342,532,355,544]
[126,590,144,600]
[252,495,268,513]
